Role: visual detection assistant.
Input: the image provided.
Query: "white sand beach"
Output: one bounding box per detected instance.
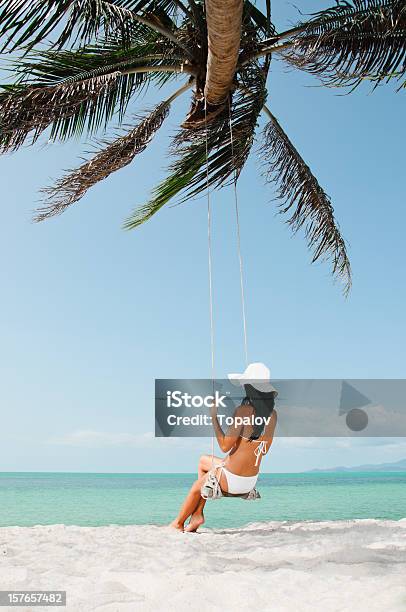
[0,519,405,612]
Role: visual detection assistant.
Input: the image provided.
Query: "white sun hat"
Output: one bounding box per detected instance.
[228,362,277,394]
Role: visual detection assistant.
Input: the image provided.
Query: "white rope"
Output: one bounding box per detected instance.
[228,98,249,366]
[204,100,215,468]
[204,97,250,472]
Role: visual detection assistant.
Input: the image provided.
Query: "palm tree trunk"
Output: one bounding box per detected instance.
[204,0,243,105]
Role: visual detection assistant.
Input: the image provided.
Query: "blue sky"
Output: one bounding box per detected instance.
[0,1,405,472]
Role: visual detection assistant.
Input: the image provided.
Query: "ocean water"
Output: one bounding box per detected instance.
[0,471,405,528]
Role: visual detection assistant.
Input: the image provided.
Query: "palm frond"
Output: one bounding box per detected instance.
[261,111,352,294]
[0,0,143,52]
[281,0,406,89]
[124,66,266,229]
[185,71,267,197]
[0,0,196,56]
[8,40,176,87]
[0,71,126,152]
[245,1,272,36]
[184,0,205,35]
[35,100,171,221]
[0,41,185,150]
[123,111,223,229]
[123,149,205,228]
[239,2,276,69]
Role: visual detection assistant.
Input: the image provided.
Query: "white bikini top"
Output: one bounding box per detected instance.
[254,440,267,466]
[240,436,268,466]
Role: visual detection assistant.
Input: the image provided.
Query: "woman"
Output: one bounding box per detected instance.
[170,363,278,532]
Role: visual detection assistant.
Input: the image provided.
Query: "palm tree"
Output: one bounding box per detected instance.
[0,1,405,294]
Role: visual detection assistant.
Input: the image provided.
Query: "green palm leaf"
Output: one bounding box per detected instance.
[0,0,193,54]
[0,0,140,52]
[124,67,266,229]
[185,73,266,197]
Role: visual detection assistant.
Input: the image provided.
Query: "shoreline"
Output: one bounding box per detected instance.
[1,517,406,532]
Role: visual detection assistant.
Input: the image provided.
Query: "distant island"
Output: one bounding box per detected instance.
[309,458,406,473]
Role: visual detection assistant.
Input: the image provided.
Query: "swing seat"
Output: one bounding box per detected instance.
[223,488,261,500]
[201,469,261,501]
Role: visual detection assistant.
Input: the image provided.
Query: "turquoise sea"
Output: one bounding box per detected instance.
[0,472,405,529]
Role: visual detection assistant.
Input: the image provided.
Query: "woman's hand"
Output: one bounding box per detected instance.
[210,402,217,418]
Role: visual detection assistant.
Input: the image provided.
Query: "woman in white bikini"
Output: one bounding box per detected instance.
[170,363,278,532]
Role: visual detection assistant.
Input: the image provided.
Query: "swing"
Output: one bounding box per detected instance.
[200,97,263,502]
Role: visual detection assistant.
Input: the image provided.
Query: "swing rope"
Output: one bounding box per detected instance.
[205,102,216,384]
[228,97,249,367]
[204,94,249,472]
[204,101,216,468]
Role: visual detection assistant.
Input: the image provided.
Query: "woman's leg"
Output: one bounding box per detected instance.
[184,455,223,532]
[170,474,207,530]
[184,496,206,532]
[170,455,223,531]
[197,454,223,479]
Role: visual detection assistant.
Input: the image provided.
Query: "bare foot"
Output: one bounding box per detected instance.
[169,520,184,531]
[185,513,205,533]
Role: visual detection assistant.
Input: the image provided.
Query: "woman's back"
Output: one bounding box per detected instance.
[224,404,277,476]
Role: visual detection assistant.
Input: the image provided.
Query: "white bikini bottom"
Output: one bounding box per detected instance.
[220,466,258,495]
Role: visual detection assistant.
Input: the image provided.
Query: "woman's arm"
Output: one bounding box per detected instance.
[265,410,278,446]
[210,403,243,453]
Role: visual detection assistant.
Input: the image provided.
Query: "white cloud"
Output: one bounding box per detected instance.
[47,430,198,449]
[48,430,153,448]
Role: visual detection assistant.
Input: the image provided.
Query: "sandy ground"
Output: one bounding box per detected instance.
[0,519,405,612]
